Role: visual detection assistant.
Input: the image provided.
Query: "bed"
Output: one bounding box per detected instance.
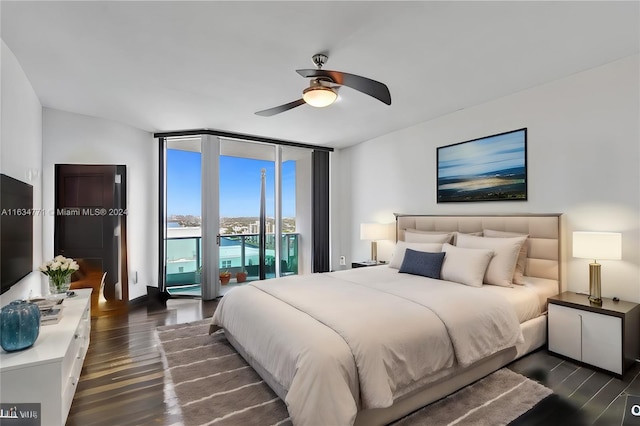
[210,214,562,426]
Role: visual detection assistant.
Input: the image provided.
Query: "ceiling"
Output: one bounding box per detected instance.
[1,1,638,149]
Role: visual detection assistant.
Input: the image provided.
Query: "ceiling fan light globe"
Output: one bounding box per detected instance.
[302,86,337,108]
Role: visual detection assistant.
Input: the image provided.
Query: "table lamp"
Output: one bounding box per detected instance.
[573,231,622,305]
[360,223,391,262]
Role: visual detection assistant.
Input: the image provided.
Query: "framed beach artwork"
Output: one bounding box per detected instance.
[437,128,527,203]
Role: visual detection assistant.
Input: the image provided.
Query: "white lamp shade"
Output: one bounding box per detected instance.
[360,223,392,241]
[573,231,622,260]
[302,86,337,107]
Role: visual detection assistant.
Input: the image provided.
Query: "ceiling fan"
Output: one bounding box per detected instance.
[255,53,392,117]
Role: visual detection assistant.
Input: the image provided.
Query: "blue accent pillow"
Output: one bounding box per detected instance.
[399,249,446,279]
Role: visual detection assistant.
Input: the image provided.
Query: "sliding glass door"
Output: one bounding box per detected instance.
[217,141,310,294]
[161,136,312,299]
[218,140,274,294]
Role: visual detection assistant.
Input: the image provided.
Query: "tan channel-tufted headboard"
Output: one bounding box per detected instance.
[395,214,562,286]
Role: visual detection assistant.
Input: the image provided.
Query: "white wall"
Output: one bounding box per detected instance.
[42,108,157,301]
[334,54,640,303]
[0,40,44,303]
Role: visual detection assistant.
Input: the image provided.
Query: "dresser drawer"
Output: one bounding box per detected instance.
[62,303,91,415]
[61,305,90,387]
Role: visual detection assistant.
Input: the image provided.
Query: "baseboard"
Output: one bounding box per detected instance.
[128,294,148,307]
[145,285,171,309]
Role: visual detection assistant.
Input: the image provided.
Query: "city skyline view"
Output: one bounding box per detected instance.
[166,149,297,218]
[164,149,301,294]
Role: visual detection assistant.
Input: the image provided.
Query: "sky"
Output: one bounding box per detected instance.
[166,149,296,217]
[437,129,526,178]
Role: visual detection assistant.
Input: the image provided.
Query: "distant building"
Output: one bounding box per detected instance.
[248,220,274,234]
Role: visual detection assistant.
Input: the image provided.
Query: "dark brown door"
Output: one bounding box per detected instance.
[54,164,128,302]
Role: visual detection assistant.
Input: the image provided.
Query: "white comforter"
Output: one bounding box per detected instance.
[211,266,523,426]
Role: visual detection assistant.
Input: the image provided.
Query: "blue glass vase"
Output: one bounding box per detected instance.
[0,300,41,352]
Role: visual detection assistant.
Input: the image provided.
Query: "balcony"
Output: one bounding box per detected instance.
[166,232,299,292]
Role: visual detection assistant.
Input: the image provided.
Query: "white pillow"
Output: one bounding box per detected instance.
[452,231,483,245]
[405,229,453,244]
[440,243,494,287]
[483,229,529,285]
[389,241,444,269]
[456,233,527,287]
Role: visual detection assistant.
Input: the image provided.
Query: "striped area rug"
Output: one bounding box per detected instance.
[157,319,552,426]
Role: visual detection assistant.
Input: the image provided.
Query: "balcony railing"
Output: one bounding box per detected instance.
[166,233,299,287]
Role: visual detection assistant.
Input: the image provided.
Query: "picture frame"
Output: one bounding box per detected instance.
[437,128,527,203]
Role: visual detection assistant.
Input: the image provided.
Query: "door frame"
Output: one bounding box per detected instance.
[54,164,128,303]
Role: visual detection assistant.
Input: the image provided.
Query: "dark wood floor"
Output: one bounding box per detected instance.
[67,297,219,426]
[508,350,640,426]
[67,298,640,425]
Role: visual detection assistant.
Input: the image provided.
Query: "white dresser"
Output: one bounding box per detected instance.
[0,288,92,425]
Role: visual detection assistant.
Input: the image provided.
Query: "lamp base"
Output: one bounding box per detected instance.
[370,241,378,263]
[588,295,602,305]
[588,262,602,305]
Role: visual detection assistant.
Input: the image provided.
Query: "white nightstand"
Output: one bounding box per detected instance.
[547,291,640,376]
[351,261,387,268]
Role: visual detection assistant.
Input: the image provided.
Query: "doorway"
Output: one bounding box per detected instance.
[54,164,128,314]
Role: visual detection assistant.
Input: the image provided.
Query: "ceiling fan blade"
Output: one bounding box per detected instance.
[297,69,391,105]
[255,99,306,117]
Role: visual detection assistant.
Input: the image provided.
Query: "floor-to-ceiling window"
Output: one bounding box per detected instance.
[161,135,312,298]
[165,137,203,297]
